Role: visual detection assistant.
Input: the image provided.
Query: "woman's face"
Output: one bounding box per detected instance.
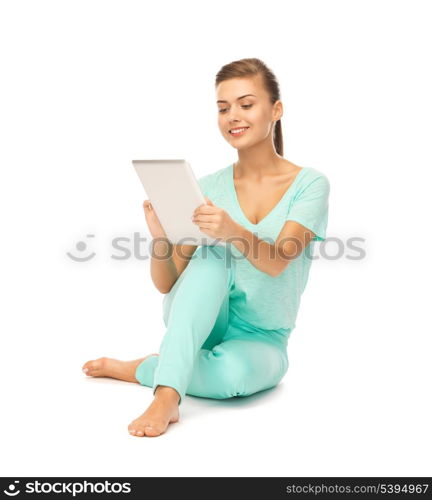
[216,75,282,150]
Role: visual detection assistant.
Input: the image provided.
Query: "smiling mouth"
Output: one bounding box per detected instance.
[229,127,249,135]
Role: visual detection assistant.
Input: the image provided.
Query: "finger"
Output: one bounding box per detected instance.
[194,217,214,224]
[194,206,215,215]
[193,215,212,223]
[194,214,214,225]
[198,201,213,209]
[195,222,213,229]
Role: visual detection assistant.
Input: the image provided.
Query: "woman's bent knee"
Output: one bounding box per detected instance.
[210,341,288,398]
[193,245,235,272]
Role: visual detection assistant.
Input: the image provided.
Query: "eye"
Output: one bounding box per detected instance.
[218,104,253,113]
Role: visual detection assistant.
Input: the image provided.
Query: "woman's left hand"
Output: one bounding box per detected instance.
[192,197,239,242]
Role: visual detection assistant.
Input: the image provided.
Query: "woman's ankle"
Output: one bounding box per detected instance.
[154,385,181,404]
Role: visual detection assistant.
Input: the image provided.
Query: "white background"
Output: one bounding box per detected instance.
[1,0,431,477]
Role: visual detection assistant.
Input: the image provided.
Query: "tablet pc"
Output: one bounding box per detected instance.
[132,159,223,246]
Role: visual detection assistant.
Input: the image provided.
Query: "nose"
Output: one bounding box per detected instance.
[227,108,240,123]
[229,116,240,127]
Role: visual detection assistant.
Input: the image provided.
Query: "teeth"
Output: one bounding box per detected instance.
[230,127,248,134]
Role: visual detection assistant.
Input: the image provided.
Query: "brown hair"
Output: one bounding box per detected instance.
[215,58,283,156]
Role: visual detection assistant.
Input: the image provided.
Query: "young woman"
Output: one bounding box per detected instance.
[82,58,330,438]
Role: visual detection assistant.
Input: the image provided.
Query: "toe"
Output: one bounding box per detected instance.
[82,358,106,375]
[144,426,163,437]
[82,362,92,374]
[128,427,146,437]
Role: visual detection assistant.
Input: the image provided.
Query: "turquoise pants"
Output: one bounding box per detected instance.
[135,244,290,405]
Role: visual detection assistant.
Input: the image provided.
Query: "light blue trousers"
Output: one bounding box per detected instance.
[135,244,290,405]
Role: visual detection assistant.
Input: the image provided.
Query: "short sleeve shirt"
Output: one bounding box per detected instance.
[197,163,330,333]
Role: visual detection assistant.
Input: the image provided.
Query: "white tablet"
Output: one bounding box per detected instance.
[132,159,223,246]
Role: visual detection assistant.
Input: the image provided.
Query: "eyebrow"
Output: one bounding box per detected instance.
[216,94,256,104]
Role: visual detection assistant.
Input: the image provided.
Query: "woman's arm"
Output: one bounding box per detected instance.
[233,222,316,277]
[192,198,315,277]
[150,239,197,293]
[143,199,198,293]
[193,174,329,277]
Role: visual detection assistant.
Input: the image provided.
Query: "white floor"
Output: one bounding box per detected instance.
[2,264,430,476]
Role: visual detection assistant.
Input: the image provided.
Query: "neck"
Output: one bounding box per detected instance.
[233,139,286,179]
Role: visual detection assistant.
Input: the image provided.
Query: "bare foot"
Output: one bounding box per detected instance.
[82,354,159,383]
[128,385,180,437]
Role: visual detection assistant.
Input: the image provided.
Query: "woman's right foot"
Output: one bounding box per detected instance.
[82,354,159,383]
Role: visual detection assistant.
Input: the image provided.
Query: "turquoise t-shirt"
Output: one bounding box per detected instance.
[197,163,330,334]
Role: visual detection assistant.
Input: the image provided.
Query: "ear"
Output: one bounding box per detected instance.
[204,196,214,205]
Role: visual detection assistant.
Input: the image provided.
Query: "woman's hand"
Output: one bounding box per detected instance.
[143,200,168,240]
[192,197,239,242]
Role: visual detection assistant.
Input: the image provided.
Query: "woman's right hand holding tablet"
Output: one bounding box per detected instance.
[143,200,168,240]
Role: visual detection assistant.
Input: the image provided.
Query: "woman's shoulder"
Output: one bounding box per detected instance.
[280,159,329,186]
[294,165,330,200]
[298,165,330,188]
[301,165,329,180]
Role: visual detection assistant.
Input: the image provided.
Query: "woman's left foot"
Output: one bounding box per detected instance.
[128,386,180,437]
[82,355,158,383]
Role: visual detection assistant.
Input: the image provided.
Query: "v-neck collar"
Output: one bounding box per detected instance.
[228,162,308,226]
